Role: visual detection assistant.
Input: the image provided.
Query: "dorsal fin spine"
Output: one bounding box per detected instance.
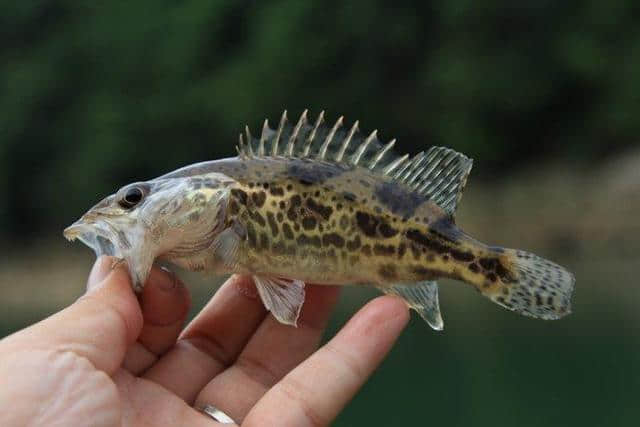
[395,152,424,180]
[272,110,287,156]
[259,119,269,156]
[392,157,413,179]
[351,129,377,165]
[318,116,343,160]
[369,139,395,169]
[236,133,244,157]
[245,125,254,156]
[336,120,358,162]
[286,109,307,157]
[303,111,324,157]
[383,153,409,175]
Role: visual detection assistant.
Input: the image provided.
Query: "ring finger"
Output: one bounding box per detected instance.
[194,284,340,424]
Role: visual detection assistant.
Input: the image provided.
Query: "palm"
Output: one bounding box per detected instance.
[0,258,408,426]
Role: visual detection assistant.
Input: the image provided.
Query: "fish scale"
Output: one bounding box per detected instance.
[64,110,576,329]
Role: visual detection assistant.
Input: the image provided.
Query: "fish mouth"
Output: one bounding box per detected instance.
[64,218,126,258]
[64,215,155,291]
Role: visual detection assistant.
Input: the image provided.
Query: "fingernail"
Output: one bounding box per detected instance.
[155,266,178,292]
[87,256,113,292]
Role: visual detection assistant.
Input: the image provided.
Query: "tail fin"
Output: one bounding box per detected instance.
[482,249,575,320]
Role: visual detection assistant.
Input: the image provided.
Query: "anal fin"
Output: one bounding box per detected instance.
[253,276,306,326]
[379,281,444,330]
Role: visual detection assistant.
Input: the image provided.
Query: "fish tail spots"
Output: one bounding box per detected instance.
[480,248,575,320]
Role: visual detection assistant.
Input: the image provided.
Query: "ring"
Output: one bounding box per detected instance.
[199,404,236,424]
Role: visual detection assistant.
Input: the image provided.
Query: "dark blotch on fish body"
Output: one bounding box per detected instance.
[342,191,357,202]
[378,222,398,238]
[355,211,379,238]
[231,189,248,205]
[398,243,407,258]
[451,249,474,262]
[479,258,497,271]
[282,223,294,240]
[346,235,362,251]
[287,160,347,186]
[229,200,240,215]
[297,234,322,248]
[356,211,398,239]
[302,216,317,230]
[249,210,266,227]
[270,186,285,196]
[375,181,425,218]
[267,212,279,236]
[373,244,395,256]
[322,233,345,248]
[251,191,266,208]
[406,229,448,254]
[306,198,333,221]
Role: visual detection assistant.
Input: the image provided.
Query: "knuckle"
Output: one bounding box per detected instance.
[235,354,280,389]
[278,379,329,427]
[323,342,363,380]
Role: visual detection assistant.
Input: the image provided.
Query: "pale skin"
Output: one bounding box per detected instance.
[0,257,409,426]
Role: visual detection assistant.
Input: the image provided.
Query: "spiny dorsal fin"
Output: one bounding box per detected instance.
[318,115,343,160]
[285,109,307,157]
[238,110,473,214]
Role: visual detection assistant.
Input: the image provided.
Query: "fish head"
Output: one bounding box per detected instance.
[64,173,233,289]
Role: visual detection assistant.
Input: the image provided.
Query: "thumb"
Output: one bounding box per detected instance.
[6,257,143,375]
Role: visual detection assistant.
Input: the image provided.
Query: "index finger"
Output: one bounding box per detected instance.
[243,295,409,427]
[1,257,143,375]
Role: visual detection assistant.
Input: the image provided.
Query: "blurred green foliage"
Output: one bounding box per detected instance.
[1,3,639,425]
[1,1,639,238]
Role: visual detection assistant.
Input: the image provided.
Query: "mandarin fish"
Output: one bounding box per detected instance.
[64,110,575,329]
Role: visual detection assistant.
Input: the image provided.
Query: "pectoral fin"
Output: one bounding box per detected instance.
[210,222,244,270]
[253,276,306,326]
[379,280,444,330]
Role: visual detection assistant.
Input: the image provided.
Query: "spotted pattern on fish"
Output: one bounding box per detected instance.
[223,170,515,293]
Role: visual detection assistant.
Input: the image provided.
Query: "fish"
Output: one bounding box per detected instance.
[64,110,575,330]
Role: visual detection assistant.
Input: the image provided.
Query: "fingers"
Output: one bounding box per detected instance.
[142,275,267,402]
[2,256,143,375]
[122,267,191,375]
[113,370,233,427]
[244,295,409,427]
[193,284,340,424]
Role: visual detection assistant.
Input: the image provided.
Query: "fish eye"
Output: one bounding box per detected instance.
[118,186,144,209]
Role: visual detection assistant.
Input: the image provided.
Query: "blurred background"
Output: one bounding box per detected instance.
[1,1,639,425]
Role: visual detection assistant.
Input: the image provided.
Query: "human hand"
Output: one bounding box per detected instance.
[0,257,409,426]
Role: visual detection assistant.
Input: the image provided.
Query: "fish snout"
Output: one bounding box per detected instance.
[63,217,92,241]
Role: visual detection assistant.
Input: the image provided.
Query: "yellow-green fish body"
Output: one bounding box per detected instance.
[65,110,575,329]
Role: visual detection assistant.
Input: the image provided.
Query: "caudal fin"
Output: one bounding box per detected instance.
[484,249,575,320]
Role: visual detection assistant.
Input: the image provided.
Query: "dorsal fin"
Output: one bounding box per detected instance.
[238,110,473,214]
